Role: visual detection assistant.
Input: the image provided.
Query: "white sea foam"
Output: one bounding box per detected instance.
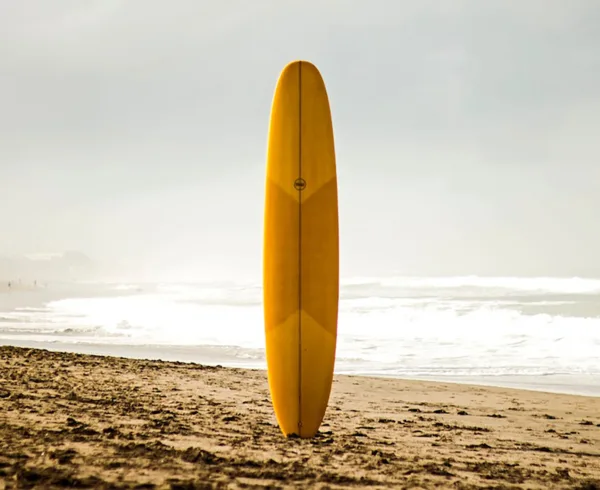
[1,276,599,383]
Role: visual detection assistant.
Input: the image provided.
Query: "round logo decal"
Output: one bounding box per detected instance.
[294,178,306,191]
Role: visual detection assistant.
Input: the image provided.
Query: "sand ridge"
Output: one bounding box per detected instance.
[0,345,599,489]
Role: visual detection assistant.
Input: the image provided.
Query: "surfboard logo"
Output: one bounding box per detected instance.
[294,178,306,191]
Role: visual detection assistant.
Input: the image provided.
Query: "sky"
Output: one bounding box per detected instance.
[1,0,600,280]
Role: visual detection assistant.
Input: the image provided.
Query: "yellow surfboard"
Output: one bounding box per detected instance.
[263,60,339,439]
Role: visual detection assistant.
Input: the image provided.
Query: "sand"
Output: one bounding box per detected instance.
[0,346,599,489]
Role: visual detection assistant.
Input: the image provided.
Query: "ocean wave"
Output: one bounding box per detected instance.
[341,275,600,294]
[64,277,600,307]
[2,277,600,380]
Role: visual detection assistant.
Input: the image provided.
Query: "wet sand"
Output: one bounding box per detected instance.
[0,346,599,489]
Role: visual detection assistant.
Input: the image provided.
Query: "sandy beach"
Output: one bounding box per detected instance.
[0,346,599,489]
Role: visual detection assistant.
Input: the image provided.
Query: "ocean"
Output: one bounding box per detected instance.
[1,276,599,396]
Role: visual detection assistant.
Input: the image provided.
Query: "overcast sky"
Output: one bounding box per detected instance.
[1,1,600,280]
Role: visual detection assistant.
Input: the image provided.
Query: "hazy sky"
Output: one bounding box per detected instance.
[2,1,600,280]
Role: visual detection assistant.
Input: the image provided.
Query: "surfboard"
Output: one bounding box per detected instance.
[263,60,339,439]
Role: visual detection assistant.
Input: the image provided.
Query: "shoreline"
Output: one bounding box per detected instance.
[1,345,599,488]
[2,339,599,399]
